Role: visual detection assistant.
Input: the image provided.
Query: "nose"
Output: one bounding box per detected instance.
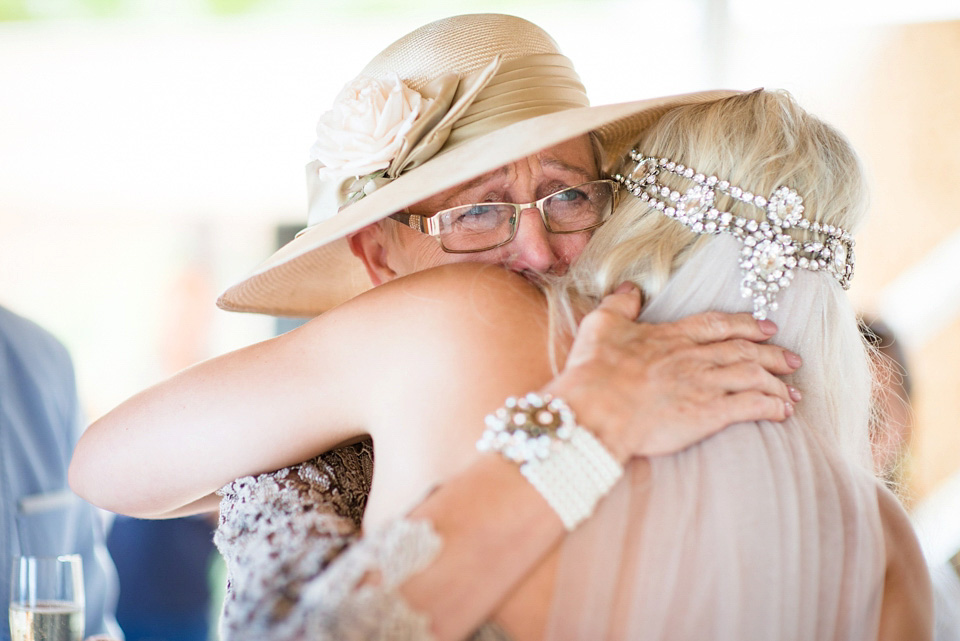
[503,207,563,274]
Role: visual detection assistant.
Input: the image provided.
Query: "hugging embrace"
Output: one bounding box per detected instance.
[71,13,933,641]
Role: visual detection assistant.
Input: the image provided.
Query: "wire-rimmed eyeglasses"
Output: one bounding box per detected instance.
[388,179,620,254]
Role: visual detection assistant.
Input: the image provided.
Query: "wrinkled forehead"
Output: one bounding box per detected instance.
[416,134,600,207]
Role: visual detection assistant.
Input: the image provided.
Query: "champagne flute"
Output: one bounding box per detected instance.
[9,555,84,641]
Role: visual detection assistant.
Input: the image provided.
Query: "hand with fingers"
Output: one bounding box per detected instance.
[543,282,803,463]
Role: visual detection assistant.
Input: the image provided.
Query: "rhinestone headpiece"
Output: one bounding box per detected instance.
[614,151,856,320]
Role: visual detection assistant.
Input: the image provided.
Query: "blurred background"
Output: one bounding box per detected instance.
[1,0,958,637]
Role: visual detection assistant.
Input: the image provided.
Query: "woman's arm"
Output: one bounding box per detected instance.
[69,306,372,518]
[69,263,554,519]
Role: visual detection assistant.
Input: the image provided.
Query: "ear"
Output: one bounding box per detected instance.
[347,223,398,286]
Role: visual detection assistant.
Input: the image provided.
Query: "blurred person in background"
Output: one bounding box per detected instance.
[862,317,960,641]
[106,515,215,641]
[0,304,122,640]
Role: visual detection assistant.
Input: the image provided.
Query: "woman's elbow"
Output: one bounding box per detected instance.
[68,433,117,511]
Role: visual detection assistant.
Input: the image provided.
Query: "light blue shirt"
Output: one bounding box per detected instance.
[0,306,121,640]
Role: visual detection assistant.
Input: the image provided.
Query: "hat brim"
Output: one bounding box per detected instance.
[218,89,741,317]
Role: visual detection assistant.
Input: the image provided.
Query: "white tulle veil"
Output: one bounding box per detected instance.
[544,235,886,640]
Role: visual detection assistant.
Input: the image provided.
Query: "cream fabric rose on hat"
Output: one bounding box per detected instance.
[309,73,430,179]
[303,58,504,224]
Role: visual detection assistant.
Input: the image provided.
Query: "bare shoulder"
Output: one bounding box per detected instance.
[317,263,550,348]
[876,484,934,641]
[358,263,546,323]
[304,265,565,467]
[293,264,560,406]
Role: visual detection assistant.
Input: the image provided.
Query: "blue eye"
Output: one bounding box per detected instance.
[462,204,499,217]
[440,203,511,234]
[551,187,586,202]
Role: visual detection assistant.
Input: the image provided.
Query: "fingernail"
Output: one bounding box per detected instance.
[785,401,794,417]
[613,282,637,295]
[759,319,777,335]
[785,351,802,368]
[788,386,802,402]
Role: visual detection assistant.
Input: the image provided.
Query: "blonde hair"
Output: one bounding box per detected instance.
[550,89,867,321]
[548,89,875,468]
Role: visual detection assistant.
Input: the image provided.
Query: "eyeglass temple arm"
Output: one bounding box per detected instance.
[388,213,424,233]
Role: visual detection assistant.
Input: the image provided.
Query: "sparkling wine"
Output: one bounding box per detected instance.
[8,601,83,641]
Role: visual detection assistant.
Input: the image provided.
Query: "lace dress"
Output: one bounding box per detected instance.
[214,439,511,641]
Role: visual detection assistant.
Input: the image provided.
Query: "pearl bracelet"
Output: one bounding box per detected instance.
[476,392,623,530]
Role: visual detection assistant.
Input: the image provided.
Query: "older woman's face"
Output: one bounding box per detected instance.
[353,136,599,283]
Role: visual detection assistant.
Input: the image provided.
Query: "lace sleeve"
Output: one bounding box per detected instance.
[296,517,443,639]
[214,439,512,641]
[214,440,379,640]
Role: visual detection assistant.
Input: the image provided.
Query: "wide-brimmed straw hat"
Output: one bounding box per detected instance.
[218,13,738,317]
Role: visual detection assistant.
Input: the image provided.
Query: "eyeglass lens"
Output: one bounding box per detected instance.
[436,181,615,252]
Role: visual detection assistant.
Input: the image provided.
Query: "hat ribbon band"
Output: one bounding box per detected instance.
[447,53,589,144]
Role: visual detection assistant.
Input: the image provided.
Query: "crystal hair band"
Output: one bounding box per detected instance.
[614,151,856,320]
